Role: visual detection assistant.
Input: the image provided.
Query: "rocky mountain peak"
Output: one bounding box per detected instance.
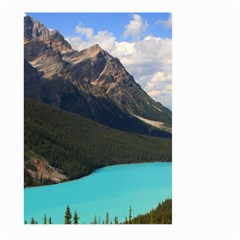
[24,16,72,52]
[90,44,103,51]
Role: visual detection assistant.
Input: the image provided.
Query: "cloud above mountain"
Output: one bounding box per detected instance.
[66,14,172,109]
[123,14,149,41]
[66,26,116,52]
[75,24,94,39]
[156,14,172,29]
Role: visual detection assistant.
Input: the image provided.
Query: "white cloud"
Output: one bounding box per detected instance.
[113,36,172,108]
[89,31,116,52]
[152,72,172,83]
[112,36,171,100]
[66,26,172,109]
[66,30,116,53]
[150,83,172,109]
[75,24,94,39]
[163,84,172,94]
[123,14,149,40]
[156,14,172,29]
[65,36,89,50]
[147,90,161,97]
[145,72,171,92]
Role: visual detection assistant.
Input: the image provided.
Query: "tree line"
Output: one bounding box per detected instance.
[25,199,171,224]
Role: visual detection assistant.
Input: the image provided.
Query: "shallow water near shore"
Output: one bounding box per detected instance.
[24,162,172,224]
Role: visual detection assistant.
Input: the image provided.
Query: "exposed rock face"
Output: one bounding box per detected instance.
[25,157,68,187]
[24,16,172,137]
[24,16,72,53]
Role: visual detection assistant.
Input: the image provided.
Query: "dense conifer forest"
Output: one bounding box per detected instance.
[25,199,172,224]
[24,98,172,186]
[130,199,172,224]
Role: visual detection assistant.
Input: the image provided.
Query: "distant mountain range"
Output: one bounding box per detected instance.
[24,16,171,137]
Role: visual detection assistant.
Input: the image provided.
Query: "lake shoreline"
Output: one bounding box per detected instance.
[24,160,171,189]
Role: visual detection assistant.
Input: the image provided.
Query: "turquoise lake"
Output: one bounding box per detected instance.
[24,162,172,224]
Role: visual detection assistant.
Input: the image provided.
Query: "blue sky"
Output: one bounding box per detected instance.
[26,13,172,109]
[27,13,172,41]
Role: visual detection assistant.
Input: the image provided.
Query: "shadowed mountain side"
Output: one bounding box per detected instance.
[25,60,171,137]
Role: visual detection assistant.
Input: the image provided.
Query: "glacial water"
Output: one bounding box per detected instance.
[24,162,172,224]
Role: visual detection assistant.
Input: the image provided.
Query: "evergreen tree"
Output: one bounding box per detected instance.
[114,216,118,224]
[129,206,132,224]
[24,220,27,224]
[150,211,154,224]
[105,212,109,224]
[30,217,35,224]
[64,205,72,224]
[43,214,47,224]
[48,217,52,224]
[73,210,79,224]
[93,215,97,224]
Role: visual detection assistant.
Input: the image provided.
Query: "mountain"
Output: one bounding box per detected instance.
[24,98,171,187]
[24,16,171,137]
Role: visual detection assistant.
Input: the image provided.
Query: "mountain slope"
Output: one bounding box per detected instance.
[64,44,172,123]
[24,98,172,187]
[24,60,170,137]
[24,16,172,137]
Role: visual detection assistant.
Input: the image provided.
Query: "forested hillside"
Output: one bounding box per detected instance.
[131,199,172,224]
[24,98,172,187]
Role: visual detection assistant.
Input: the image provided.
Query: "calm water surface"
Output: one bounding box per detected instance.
[24,162,172,224]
